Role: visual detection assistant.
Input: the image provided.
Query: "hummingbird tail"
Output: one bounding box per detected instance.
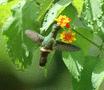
[39,49,50,67]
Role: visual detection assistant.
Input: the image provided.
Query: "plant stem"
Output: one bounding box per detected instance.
[73,29,102,49]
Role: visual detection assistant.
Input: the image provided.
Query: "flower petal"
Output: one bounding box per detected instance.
[60,30,76,43]
[55,15,71,28]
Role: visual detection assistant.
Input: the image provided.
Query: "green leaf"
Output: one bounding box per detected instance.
[74,28,93,56]
[87,34,104,90]
[40,0,72,32]
[3,0,41,69]
[90,0,102,20]
[98,30,104,41]
[82,0,104,33]
[92,58,104,90]
[72,0,84,17]
[0,0,19,28]
[89,34,103,57]
[63,51,85,81]
[72,56,97,90]
[0,31,9,60]
[36,0,54,21]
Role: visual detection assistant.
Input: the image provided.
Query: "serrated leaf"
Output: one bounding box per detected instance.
[3,0,41,69]
[63,51,84,81]
[72,56,97,90]
[92,58,104,90]
[72,0,84,17]
[0,31,9,60]
[36,0,54,21]
[90,0,102,20]
[88,35,104,90]
[40,0,72,32]
[82,0,104,33]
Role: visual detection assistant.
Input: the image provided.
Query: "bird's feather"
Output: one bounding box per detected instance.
[54,41,80,51]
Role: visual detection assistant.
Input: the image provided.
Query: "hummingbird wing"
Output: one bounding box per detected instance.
[25,30,44,45]
[54,41,80,51]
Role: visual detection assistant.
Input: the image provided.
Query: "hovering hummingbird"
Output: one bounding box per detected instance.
[25,24,80,67]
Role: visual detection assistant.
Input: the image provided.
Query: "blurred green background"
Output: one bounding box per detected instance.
[0,50,72,90]
[0,0,104,90]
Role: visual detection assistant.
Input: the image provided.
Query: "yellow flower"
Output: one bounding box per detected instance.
[55,15,71,28]
[60,30,76,43]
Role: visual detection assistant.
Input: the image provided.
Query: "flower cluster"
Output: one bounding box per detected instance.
[55,15,76,43]
[55,15,71,28]
[60,31,76,43]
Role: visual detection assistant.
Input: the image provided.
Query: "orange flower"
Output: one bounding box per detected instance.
[55,15,71,28]
[60,30,76,43]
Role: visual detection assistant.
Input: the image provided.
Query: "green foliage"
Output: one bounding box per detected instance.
[82,0,104,33]
[63,51,84,81]
[0,0,18,27]
[3,0,41,69]
[0,0,104,90]
[40,0,72,32]
[92,58,104,90]
[36,0,54,21]
[72,56,98,90]
[72,0,84,17]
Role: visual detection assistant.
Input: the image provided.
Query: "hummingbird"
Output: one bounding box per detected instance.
[25,24,80,67]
